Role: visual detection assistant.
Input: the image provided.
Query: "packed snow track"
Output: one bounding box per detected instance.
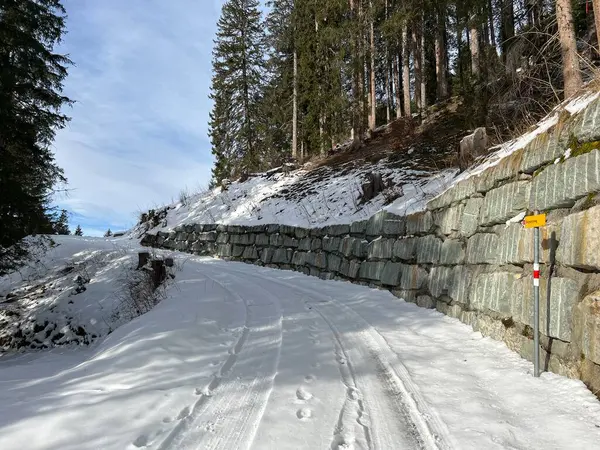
[1,251,600,450]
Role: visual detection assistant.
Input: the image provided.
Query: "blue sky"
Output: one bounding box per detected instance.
[53,0,229,236]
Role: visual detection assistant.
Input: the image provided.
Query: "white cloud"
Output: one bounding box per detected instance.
[54,0,224,233]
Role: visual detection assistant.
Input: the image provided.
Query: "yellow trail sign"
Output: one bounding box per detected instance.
[522,213,546,228]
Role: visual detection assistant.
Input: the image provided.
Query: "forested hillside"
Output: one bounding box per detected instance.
[209,0,600,183]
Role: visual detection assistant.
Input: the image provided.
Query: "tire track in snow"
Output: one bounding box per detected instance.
[220,265,455,450]
[154,269,282,450]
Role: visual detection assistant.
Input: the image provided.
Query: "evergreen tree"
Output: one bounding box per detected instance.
[74,225,83,236]
[0,0,73,271]
[209,0,265,184]
[104,228,113,238]
[54,209,70,235]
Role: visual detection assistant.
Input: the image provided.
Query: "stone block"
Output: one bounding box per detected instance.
[530,150,600,211]
[298,237,312,251]
[230,233,255,246]
[270,234,285,247]
[558,205,600,271]
[242,246,259,260]
[366,211,387,236]
[327,254,343,273]
[216,233,229,244]
[380,262,402,286]
[393,238,417,261]
[359,261,386,281]
[416,235,442,264]
[466,233,499,264]
[575,292,600,365]
[339,236,358,257]
[227,225,244,234]
[417,295,436,309]
[255,234,270,246]
[448,265,472,303]
[216,224,227,232]
[231,245,244,258]
[307,252,327,269]
[519,130,565,174]
[367,237,394,260]
[261,248,274,264]
[469,272,519,316]
[428,266,453,298]
[216,244,233,258]
[480,181,530,226]
[382,213,406,236]
[434,204,464,235]
[266,224,280,234]
[311,238,322,251]
[295,227,310,239]
[279,225,296,236]
[459,197,483,237]
[292,251,308,266]
[392,290,418,303]
[352,239,368,258]
[427,177,476,210]
[283,235,298,248]
[399,264,428,290]
[573,96,600,143]
[439,239,466,265]
[340,259,361,279]
[325,224,350,236]
[350,220,367,235]
[521,277,579,342]
[197,231,218,242]
[272,248,293,264]
[323,236,342,253]
[406,211,434,235]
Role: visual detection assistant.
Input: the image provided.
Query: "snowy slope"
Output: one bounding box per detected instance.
[0,256,599,450]
[0,236,158,352]
[136,91,599,236]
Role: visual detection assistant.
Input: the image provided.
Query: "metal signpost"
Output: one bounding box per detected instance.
[522,213,546,377]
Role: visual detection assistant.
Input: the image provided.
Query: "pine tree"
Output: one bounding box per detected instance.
[54,210,70,235]
[0,0,73,271]
[104,228,113,238]
[74,225,83,236]
[209,0,265,184]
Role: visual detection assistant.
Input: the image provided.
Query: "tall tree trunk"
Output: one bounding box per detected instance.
[413,25,422,112]
[456,6,465,89]
[593,0,600,51]
[470,17,480,78]
[349,0,362,145]
[500,0,515,64]
[368,0,376,132]
[394,51,402,118]
[487,0,496,50]
[435,7,449,101]
[292,48,298,160]
[420,17,427,110]
[556,0,582,98]
[386,52,392,123]
[402,24,411,117]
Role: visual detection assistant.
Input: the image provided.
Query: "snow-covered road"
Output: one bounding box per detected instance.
[1,253,600,450]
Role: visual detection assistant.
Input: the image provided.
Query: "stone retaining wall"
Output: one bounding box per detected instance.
[142,96,600,396]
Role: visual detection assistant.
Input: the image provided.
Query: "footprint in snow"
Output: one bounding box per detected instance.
[132,435,148,448]
[296,387,313,401]
[296,407,313,420]
[305,374,317,383]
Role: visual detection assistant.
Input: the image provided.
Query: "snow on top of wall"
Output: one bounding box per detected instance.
[140,90,598,234]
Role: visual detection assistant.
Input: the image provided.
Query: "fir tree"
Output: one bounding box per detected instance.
[104,228,113,237]
[209,0,266,184]
[54,210,70,235]
[0,0,73,271]
[74,225,83,236]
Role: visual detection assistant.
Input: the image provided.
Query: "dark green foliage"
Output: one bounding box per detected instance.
[74,225,83,236]
[209,0,265,184]
[104,228,113,238]
[54,209,70,235]
[0,0,73,272]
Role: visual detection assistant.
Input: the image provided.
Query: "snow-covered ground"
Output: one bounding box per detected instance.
[136,91,599,237]
[1,244,599,450]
